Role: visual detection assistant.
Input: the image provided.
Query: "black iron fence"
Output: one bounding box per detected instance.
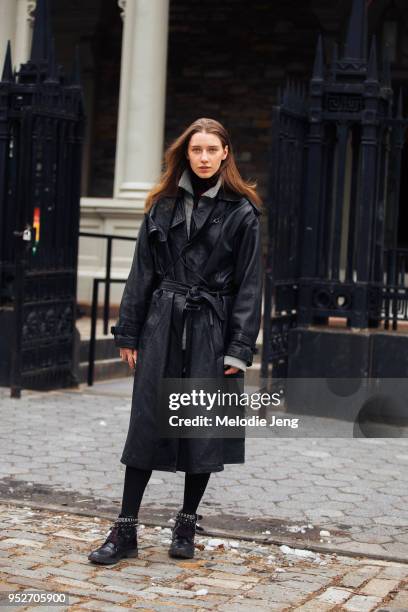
[79,232,136,385]
[261,92,306,379]
[0,0,85,396]
[261,0,408,380]
[383,247,408,330]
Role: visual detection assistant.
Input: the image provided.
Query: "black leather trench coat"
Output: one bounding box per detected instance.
[112,184,263,473]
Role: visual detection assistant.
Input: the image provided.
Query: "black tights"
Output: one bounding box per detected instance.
[121,466,211,518]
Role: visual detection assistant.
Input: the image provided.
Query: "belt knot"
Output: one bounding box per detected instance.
[187,285,200,299]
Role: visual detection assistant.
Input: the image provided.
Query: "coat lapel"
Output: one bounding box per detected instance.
[148,196,180,242]
[149,183,243,244]
[188,185,241,244]
[170,197,185,230]
[189,196,218,240]
[159,190,218,246]
[171,196,189,243]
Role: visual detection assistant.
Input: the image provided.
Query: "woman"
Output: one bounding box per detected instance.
[88,117,263,565]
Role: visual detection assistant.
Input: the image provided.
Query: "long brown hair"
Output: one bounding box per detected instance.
[145,117,262,212]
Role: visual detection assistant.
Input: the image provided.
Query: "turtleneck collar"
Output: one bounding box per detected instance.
[177,167,223,204]
[189,167,220,197]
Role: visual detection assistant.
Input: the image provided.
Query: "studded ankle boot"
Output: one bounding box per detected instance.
[168,510,200,559]
[88,515,138,565]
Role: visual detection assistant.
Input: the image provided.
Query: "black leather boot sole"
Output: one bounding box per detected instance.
[88,544,138,565]
[168,542,194,559]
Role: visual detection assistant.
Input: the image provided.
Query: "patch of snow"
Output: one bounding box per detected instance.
[207,538,229,547]
[287,524,313,533]
[319,530,330,537]
[279,544,316,558]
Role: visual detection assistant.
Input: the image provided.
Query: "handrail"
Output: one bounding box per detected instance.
[79,231,137,385]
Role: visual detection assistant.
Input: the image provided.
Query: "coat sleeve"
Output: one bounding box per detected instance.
[225,207,263,367]
[111,213,157,349]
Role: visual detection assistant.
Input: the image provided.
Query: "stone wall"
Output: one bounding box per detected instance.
[164,0,322,202]
[52,0,408,203]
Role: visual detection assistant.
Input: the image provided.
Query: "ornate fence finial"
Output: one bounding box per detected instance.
[312,34,324,80]
[366,36,378,82]
[1,41,13,83]
[45,36,58,83]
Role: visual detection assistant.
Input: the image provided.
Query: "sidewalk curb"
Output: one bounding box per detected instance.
[2,497,408,566]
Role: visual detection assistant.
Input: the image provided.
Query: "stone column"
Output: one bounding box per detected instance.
[14,0,36,68]
[0,0,17,67]
[0,0,35,70]
[113,0,170,208]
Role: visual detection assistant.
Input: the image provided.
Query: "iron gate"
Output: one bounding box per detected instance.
[261,84,307,378]
[262,0,408,379]
[0,0,85,396]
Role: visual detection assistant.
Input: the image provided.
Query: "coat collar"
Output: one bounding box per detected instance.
[177,167,223,200]
[171,168,223,236]
[177,168,243,202]
[148,175,244,242]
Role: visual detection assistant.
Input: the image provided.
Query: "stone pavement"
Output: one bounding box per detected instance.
[1,381,408,563]
[1,503,408,611]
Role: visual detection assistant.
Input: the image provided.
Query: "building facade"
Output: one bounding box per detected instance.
[0,0,407,307]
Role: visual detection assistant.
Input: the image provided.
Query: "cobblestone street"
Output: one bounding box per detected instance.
[1,382,408,562]
[2,380,408,609]
[1,503,408,611]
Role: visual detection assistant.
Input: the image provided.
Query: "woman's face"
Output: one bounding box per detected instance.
[186,131,228,179]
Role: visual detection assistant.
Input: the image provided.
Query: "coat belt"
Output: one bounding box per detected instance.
[159,279,234,322]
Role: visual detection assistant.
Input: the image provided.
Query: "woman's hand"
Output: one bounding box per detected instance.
[224,366,240,375]
[120,348,138,370]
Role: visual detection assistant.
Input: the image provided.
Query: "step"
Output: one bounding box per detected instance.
[77,317,264,342]
[80,333,262,365]
[80,356,262,388]
[80,337,118,362]
[80,361,262,388]
[79,358,131,385]
[78,316,263,385]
